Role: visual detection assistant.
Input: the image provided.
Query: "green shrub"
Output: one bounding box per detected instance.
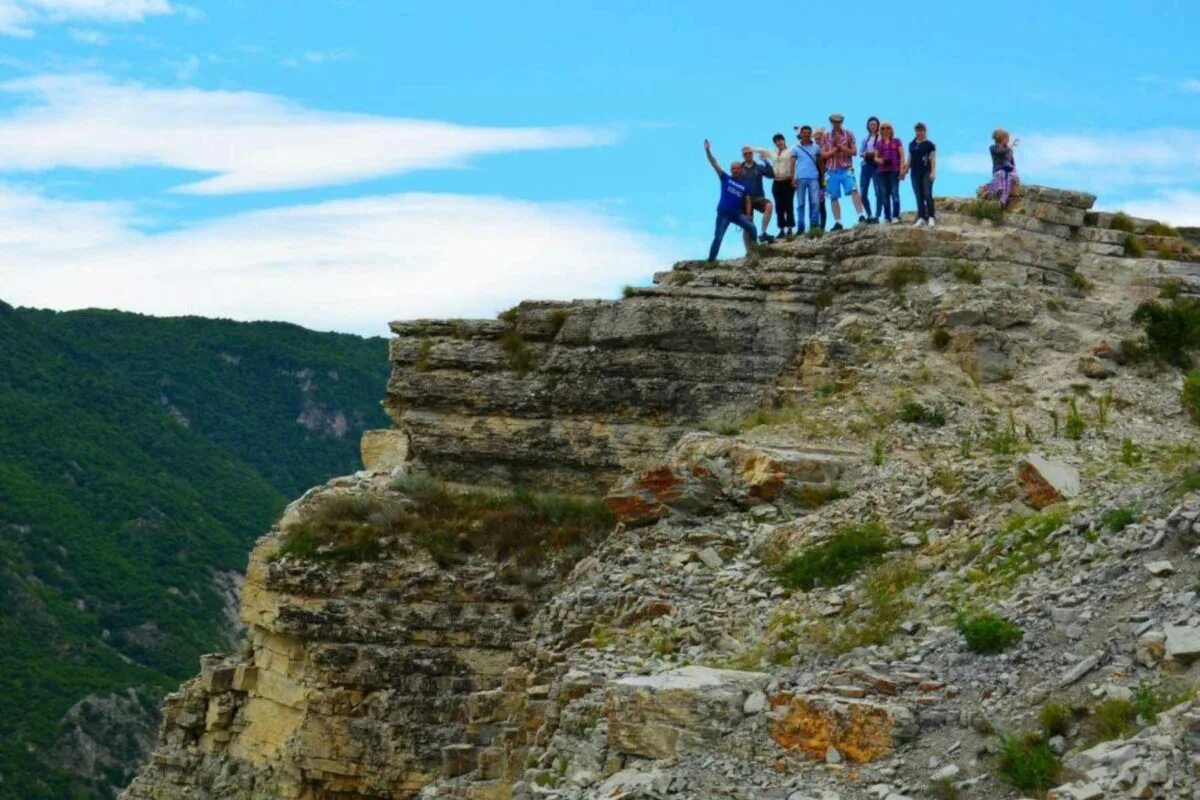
[777,522,891,591]
[622,285,637,298]
[1039,701,1075,737]
[995,733,1062,793]
[1100,505,1139,533]
[814,287,834,309]
[884,260,929,293]
[932,327,952,350]
[1124,234,1146,257]
[1070,272,1093,293]
[1161,279,1185,300]
[275,494,391,563]
[872,438,887,465]
[1132,298,1200,367]
[957,611,1023,654]
[1184,372,1200,423]
[1133,681,1193,724]
[1087,698,1137,743]
[1145,221,1180,238]
[498,306,520,324]
[898,401,947,427]
[1110,212,1136,233]
[952,261,983,284]
[548,308,569,335]
[964,198,1005,221]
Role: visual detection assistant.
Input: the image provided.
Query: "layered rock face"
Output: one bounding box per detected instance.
[383,186,1196,492]
[128,186,1200,800]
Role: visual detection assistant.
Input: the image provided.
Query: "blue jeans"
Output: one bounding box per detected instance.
[874,171,899,220]
[860,160,877,218]
[796,178,821,230]
[709,209,757,259]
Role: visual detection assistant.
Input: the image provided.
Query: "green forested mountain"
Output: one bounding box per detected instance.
[0,301,389,798]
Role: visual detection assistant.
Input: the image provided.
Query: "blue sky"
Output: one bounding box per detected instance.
[0,0,1197,334]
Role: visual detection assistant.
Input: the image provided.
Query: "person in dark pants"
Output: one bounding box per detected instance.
[859,116,881,223]
[904,122,937,226]
[768,133,797,237]
[704,139,758,261]
[738,145,777,243]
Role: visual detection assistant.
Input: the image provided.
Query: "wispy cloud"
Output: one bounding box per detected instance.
[282,48,353,68]
[0,186,673,334]
[66,26,108,44]
[1182,78,1200,93]
[944,129,1200,193]
[0,73,622,194]
[1120,189,1200,226]
[0,0,173,37]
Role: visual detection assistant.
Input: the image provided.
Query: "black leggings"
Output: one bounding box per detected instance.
[911,171,935,220]
[772,180,796,230]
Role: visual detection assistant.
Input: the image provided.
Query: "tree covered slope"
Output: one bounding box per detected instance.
[0,301,389,798]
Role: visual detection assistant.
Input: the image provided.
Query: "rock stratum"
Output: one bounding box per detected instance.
[126,189,1200,800]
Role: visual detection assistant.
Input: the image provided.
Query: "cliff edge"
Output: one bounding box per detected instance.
[126,188,1200,800]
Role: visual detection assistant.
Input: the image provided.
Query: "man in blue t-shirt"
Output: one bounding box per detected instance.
[705,139,758,261]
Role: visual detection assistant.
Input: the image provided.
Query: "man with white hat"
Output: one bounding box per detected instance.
[820,113,867,231]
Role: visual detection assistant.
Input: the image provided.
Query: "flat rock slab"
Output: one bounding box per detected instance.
[606,667,769,760]
[1165,624,1200,661]
[1018,453,1081,509]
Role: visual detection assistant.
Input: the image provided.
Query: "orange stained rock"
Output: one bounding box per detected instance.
[768,695,895,763]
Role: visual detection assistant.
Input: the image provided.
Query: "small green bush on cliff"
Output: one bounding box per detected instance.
[995,732,1062,793]
[777,522,891,590]
[1131,298,1200,367]
[964,198,1004,222]
[957,611,1023,654]
[1110,212,1136,233]
[1145,221,1181,238]
[1124,234,1146,257]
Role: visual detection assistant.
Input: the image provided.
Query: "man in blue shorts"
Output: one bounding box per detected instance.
[704,139,758,261]
[820,113,867,231]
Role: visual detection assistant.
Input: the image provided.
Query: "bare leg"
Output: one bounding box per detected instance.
[830,198,842,223]
[850,190,864,216]
[761,202,774,236]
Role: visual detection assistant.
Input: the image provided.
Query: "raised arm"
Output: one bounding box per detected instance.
[704,139,724,177]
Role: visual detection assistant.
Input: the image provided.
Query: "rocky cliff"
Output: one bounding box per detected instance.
[127,188,1200,800]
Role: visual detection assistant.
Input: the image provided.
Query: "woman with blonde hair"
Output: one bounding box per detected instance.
[980,128,1019,206]
[872,121,904,223]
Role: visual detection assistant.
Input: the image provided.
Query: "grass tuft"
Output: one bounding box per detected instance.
[1039,701,1075,737]
[1132,298,1200,368]
[1183,371,1200,423]
[1124,234,1146,257]
[1145,221,1180,238]
[952,260,983,284]
[777,522,891,591]
[995,733,1062,793]
[932,327,952,350]
[884,260,929,293]
[1100,505,1138,533]
[964,198,1005,221]
[899,401,946,427]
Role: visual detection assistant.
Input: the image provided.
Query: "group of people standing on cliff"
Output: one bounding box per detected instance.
[704,114,1020,260]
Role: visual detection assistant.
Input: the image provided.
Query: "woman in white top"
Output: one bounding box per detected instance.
[768,132,798,237]
[859,116,881,224]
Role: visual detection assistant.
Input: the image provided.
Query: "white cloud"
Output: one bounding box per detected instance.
[0,0,172,36]
[283,48,353,68]
[944,129,1200,193]
[1120,190,1200,227]
[1182,79,1200,93]
[66,26,108,44]
[0,186,674,334]
[0,73,620,194]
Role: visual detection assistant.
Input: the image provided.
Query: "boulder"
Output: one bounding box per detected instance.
[1017,454,1081,509]
[1164,624,1200,662]
[768,693,917,764]
[359,428,410,471]
[605,666,769,760]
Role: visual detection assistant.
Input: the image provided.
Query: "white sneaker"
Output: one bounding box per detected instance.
[927,218,936,228]
[889,218,900,225]
[913,218,926,227]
